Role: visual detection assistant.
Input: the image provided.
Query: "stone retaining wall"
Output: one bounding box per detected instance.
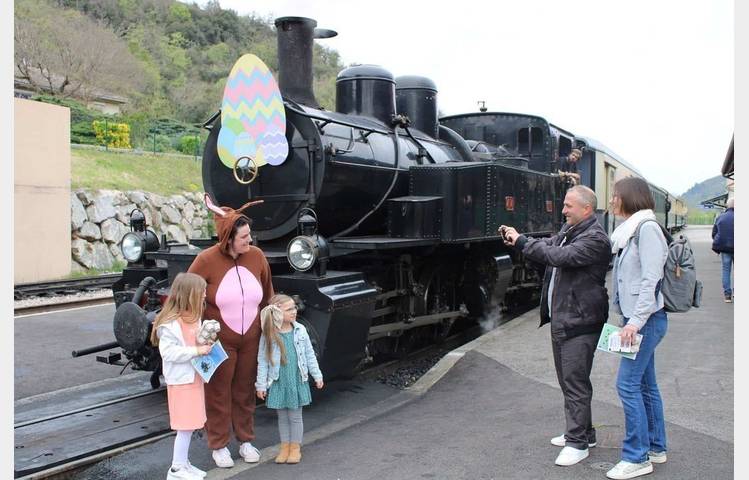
[71,189,211,272]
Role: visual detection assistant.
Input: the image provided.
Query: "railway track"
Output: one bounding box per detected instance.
[13,330,482,479]
[14,274,120,300]
[14,303,531,479]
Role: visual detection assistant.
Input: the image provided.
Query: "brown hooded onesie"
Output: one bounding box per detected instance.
[187,194,273,449]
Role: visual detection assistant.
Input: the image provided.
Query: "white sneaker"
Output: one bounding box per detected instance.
[212,447,235,468]
[554,446,589,466]
[186,462,207,478]
[606,460,654,479]
[166,465,200,480]
[239,442,261,463]
[648,451,667,464]
[550,434,597,448]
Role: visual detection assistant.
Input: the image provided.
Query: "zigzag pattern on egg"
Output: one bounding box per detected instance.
[217,54,289,170]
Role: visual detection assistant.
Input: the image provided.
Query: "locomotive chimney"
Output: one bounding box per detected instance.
[274,16,337,108]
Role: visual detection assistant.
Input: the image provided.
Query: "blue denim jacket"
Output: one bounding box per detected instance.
[255,321,323,392]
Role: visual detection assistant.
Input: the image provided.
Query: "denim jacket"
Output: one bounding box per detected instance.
[611,221,668,329]
[255,321,323,392]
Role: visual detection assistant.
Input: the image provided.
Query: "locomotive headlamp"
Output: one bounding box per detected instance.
[121,209,161,264]
[121,232,145,263]
[287,236,318,271]
[287,208,329,274]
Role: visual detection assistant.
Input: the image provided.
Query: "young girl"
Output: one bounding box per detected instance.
[256,294,324,464]
[150,272,213,480]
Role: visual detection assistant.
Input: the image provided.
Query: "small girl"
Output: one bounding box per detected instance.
[256,293,324,464]
[150,272,213,480]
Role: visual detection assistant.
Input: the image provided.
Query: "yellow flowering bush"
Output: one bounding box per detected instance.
[92,121,132,149]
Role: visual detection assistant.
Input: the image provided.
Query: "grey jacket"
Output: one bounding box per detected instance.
[611,221,668,329]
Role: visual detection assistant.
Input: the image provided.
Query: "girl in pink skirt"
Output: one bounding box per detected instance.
[151,273,213,480]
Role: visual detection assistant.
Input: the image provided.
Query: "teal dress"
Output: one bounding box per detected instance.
[266,331,312,409]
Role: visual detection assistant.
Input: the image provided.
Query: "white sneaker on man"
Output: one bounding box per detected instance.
[606,460,653,479]
[166,465,201,480]
[550,434,597,448]
[212,447,235,468]
[554,446,589,466]
[239,442,261,463]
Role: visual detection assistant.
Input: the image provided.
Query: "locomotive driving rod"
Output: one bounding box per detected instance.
[72,341,120,358]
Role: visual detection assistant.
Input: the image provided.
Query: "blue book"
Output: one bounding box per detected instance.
[190,340,228,383]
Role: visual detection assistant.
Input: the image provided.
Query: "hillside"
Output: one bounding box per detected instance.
[15,0,345,125]
[680,175,728,210]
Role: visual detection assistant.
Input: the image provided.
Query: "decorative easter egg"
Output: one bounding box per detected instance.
[218,54,288,170]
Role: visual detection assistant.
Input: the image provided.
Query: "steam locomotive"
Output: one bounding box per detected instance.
[76,16,686,386]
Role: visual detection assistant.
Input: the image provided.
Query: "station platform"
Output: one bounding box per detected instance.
[211,225,734,480]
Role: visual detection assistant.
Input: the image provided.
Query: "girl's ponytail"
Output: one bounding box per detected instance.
[260,294,294,365]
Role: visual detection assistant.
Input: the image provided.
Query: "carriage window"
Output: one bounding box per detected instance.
[517,127,543,154]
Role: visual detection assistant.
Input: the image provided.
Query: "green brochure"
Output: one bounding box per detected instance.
[596,323,643,360]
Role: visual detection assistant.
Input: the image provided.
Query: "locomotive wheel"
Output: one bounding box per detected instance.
[415,263,459,343]
[233,156,259,184]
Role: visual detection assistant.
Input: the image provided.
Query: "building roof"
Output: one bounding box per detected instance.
[14,74,128,104]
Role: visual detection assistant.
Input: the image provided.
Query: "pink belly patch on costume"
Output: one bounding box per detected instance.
[215,266,264,334]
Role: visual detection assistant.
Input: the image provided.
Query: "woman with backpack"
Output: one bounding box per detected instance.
[606,177,669,480]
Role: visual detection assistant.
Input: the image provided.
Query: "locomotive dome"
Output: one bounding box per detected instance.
[335,65,396,125]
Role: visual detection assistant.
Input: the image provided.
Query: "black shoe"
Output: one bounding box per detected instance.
[725,294,733,303]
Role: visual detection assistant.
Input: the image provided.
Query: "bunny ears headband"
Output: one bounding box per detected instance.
[204,193,264,218]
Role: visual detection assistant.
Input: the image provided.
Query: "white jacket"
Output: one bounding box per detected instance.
[157,318,201,385]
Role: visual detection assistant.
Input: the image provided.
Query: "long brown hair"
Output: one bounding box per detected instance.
[150,272,206,346]
[260,293,295,366]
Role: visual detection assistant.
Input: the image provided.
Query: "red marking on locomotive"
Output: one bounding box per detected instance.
[505,196,515,211]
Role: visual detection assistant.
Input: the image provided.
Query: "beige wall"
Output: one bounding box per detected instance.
[14,98,71,283]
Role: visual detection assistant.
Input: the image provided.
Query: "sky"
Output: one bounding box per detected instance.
[184,1,727,195]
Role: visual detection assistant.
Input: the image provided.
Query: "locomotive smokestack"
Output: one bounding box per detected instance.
[274,16,337,108]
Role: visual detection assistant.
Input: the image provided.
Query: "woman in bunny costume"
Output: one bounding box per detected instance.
[188,194,274,468]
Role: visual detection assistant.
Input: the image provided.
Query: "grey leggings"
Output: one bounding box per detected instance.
[276,408,304,443]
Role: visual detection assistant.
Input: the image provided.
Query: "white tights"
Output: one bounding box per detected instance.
[172,430,193,467]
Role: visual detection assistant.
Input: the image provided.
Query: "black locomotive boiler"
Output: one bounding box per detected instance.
[77,16,674,386]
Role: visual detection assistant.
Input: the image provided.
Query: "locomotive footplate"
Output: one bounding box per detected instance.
[331,236,439,250]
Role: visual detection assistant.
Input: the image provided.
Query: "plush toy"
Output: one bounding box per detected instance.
[197,319,221,345]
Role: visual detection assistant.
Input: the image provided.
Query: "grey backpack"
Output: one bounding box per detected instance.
[635,220,702,313]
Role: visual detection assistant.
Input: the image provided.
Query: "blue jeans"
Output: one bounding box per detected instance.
[721,253,733,296]
[616,309,668,463]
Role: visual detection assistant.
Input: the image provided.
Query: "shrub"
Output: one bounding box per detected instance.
[92,120,132,149]
[179,135,201,155]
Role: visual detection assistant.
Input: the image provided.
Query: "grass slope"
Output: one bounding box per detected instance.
[71,148,203,195]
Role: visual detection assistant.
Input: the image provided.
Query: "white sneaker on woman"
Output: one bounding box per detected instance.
[239,442,260,463]
[212,447,234,468]
[606,460,653,479]
[648,451,667,464]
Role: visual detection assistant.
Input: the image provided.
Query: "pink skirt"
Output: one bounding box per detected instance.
[167,377,206,430]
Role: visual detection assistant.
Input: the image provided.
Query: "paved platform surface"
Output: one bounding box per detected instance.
[215,226,734,480]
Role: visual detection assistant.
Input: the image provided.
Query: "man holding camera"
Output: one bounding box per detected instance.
[500,185,611,467]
